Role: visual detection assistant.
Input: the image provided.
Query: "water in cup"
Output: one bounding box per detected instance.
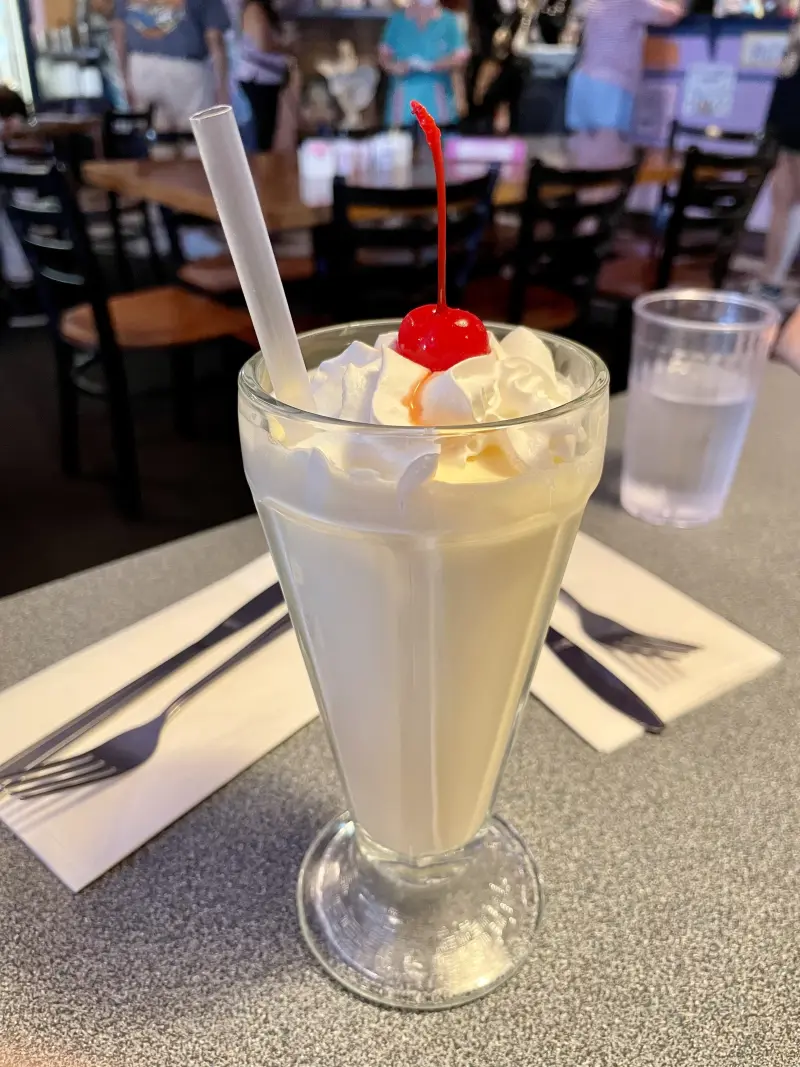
[622,290,779,528]
[621,361,756,527]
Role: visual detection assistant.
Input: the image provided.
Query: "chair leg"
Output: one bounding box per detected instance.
[109,192,134,292]
[141,203,166,283]
[170,346,196,438]
[100,340,142,518]
[507,267,526,324]
[54,337,80,476]
[160,206,185,272]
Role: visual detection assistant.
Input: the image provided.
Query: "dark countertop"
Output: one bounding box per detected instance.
[1,366,798,1066]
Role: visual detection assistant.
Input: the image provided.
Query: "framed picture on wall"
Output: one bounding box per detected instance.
[740,32,789,71]
[681,61,736,123]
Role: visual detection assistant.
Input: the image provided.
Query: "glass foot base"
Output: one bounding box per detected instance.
[297,812,543,1010]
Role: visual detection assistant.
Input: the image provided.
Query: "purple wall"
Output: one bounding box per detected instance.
[635,26,787,146]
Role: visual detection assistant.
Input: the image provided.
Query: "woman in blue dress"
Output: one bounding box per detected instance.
[379,0,470,127]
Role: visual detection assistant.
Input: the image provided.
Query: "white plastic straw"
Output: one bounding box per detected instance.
[190,105,315,412]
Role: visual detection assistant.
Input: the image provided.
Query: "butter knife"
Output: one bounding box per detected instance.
[0,581,285,780]
[545,626,665,734]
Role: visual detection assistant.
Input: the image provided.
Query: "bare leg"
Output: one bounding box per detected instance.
[776,306,800,373]
[763,151,800,285]
[773,205,800,284]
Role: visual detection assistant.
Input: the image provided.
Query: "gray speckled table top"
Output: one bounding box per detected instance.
[1,367,799,1067]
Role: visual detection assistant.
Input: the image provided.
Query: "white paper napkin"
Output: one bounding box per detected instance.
[531,533,781,753]
[0,557,318,892]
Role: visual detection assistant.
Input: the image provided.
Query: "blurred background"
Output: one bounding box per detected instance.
[1,0,798,595]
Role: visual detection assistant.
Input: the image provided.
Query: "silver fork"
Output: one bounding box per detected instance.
[606,647,686,690]
[4,612,293,801]
[559,589,701,690]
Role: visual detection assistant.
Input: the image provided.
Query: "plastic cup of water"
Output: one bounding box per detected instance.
[621,289,779,528]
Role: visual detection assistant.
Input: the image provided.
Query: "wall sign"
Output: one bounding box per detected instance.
[740,32,789,72]
[681,62,736,123]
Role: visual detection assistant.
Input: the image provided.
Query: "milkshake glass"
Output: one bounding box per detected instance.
[238,320,608,1009]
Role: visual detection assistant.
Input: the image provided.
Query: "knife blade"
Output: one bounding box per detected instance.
[0,581,286,781]
[545,626,665,734]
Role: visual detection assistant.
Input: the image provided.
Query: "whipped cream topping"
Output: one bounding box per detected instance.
[276,327,584,485]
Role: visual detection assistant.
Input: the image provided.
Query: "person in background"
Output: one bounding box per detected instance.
[0,87,39,324]
[566,0,684,136]
[379,0,470,128]
[112,0,231,129]
[236,0,290,150]
[775,306,800,373]
[221,0,257,151]
[0,86,27,126]
[756,22,800,303]
[90,0,129,110]
[466,0,529,133]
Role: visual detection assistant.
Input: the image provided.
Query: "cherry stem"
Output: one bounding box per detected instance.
[411,100,446,311]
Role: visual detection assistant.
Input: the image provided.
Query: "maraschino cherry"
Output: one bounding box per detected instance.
[396,101,490,374]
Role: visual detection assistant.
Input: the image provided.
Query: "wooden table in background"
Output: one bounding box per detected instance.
[83,144,679,234]
[1,113,104,157]
[1,113,103,140]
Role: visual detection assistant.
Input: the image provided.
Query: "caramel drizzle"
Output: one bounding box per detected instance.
[403,371,432,426]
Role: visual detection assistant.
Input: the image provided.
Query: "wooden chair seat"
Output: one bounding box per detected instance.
[597,253,714,301]
[232,312,333,353]
[465,277,578,332]
[60,285,252,349]
[178,252,315,295]
[521,286,579,331]
[277,254,315,283]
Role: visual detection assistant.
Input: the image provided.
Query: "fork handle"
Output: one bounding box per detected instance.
[165,613,293,721]
[558,588,580,612]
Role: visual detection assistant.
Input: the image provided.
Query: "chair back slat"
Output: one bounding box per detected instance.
[0,159,116,340]
[102,107,154,159]
[146,128,198,157]
[508,157,641,322]
[323,167,498,314]
[38,97,108,116]
[657,144,775,289]
[668,119,765,155]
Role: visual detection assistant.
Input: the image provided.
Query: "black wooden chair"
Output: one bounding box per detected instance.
[102,107,155,160]
[653,120,767,238]
[598,143,775,300]
[97,107,165,288]
[317,167,499,319]
[141,128,235,284]
[1,160,252,517]
[657,144,775,290]
[506,158,640,329]
[667,120,765,155]
[38,96,108,116]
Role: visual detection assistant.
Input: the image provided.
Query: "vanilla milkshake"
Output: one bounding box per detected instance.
[195,94,609,1008]
[239,322,607,857]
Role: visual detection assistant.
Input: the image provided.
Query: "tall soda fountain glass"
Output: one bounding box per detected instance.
[238,320,608,1008]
